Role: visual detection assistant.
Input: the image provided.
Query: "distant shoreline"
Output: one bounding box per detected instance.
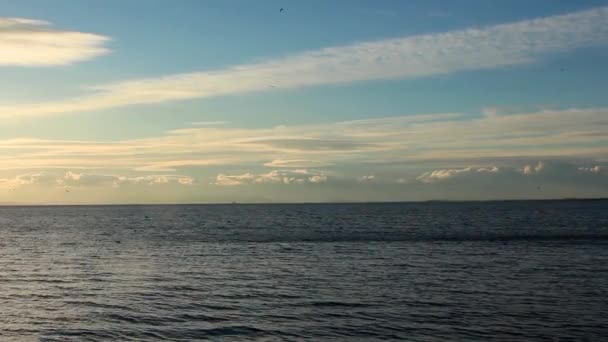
[1,197,606,207]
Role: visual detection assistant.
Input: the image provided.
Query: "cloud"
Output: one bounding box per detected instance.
[0,17,110,66]
[522,161,545,175]
[416,160,608,185]
[308,175,328,183]
[1,107,608,174]
[263,159,334,168]
[213,160,607,190]
[0,171,194,189]
[177,177,194,185]
[63,171,119,187]
[578,165,603,174]
[213,169,328,186]
[214,173,255,186]
[524,161,608,181]
[417,166,500,183]
[254,170,300,184]
[120,174,195,186]
[358,175,376,182]
[15,172,58,186]
[1,6,607,118]
[2,160,606,202]
[241,138,381,152]
[134,159,237,172]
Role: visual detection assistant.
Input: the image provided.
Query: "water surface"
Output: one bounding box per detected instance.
[1,200,607,341]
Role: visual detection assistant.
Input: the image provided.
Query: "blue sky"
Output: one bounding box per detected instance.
[0,1,607,203]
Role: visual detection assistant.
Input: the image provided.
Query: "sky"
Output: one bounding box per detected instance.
[1,0,608,204]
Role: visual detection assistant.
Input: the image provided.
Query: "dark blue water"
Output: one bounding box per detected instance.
[1,200,607,341]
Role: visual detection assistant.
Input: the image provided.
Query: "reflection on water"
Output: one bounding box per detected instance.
[1,201,607,341]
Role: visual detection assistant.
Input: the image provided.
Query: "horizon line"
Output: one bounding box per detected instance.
[1,197,606,207]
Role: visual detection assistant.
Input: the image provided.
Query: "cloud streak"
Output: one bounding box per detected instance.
[417,166,500,183]
[213,169,328,186]
[415,161,608,187]
[1,6,607,118]
[0,107,608,173]
[0,171,194,189]
[0,17,110,66]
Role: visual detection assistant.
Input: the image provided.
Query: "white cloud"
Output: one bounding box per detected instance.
[16,172,58,186]
[178,177,194,185]
[417,166,500,183]
[416,160,608,186]
[240,138,381,152]
[1,6,607,118]
[358,175,376,182]
[578,165,603,174]
[119,174,195,186]
[214,173,255,186]
[254,170,301,184]
[63,171,118,187]
[0,171,194,189]
[0,17,110,66]
[1,107,608,174]
[263,159,334,168]
[309,175,328,183]
[213,169,327,186]
[522,161,545,175]
[135,159,238,172]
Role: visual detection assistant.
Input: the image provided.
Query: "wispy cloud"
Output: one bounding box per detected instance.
[0,171,194,189]
[415,160,608,187]
[213,169,327,186]
[578,165,603,174]
[417,166,500,183]
[1,107,608,173]
[357,175,376,182]
[1,6,607,118]
[0,17,110,66]
[522,161,545,175]
[263,159,334,168]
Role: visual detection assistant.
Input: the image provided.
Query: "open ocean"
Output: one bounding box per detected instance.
[1,200,607,341]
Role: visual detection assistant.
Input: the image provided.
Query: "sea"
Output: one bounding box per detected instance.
[1,200,607,341]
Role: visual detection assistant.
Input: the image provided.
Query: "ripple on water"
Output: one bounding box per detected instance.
[0,201,607,341]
